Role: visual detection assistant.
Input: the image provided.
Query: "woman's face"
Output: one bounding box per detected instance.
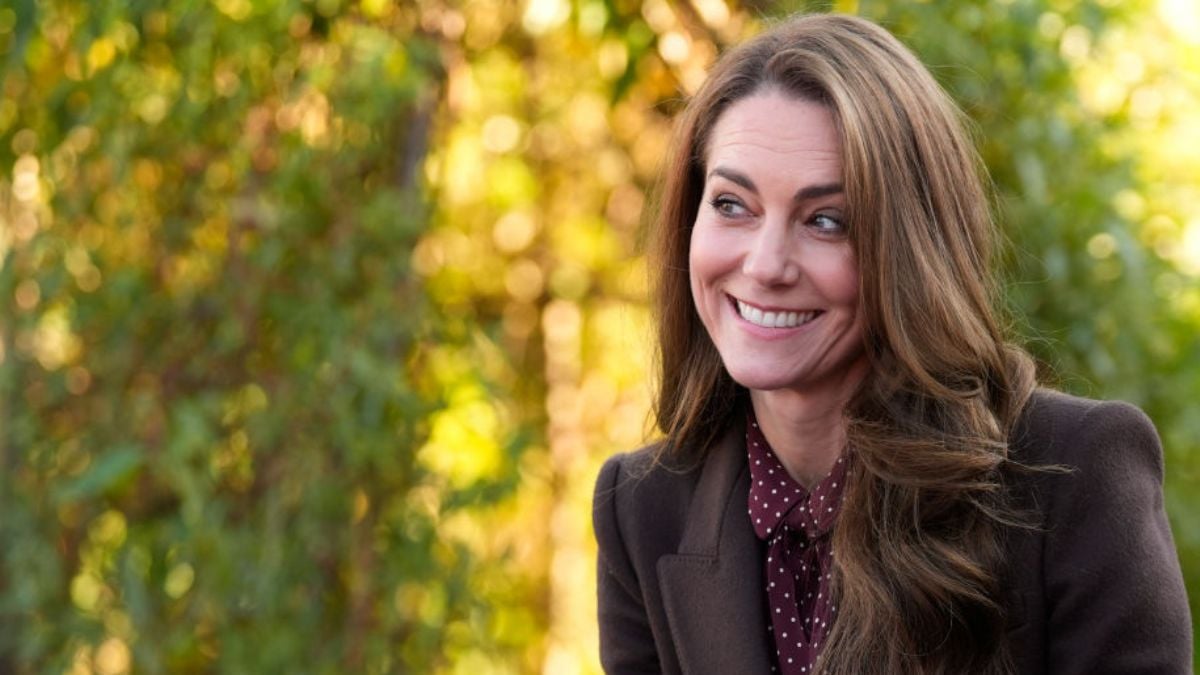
[689,90,867,399]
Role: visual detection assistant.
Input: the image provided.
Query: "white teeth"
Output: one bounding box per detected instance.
[736,300,815,328]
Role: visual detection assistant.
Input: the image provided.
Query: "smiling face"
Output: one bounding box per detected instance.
[689,90,867,401]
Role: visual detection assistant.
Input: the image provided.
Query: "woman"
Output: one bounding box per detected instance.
[592,13,1192,675]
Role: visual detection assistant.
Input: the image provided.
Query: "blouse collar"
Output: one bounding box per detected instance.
[745,409,848,542]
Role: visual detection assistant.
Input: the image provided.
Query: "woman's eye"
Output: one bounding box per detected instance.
[810,213,846,235]
[710,195,748,218]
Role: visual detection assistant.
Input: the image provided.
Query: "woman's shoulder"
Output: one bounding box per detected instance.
[592,442,711,584]
[1013,387,1162,474]
[593,443,705,527]
[1020,387,1156,429]
[1005,396,1191,671]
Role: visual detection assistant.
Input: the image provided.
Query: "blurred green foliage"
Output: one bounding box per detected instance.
[0,1,466,672]
[0,0,1197,673]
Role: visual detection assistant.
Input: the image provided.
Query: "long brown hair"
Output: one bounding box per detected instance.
[650,14,1036,674]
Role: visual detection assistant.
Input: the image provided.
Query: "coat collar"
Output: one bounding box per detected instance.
[656,425,773,673]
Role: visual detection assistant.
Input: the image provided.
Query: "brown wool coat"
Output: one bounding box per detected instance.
[593,389,1193,674]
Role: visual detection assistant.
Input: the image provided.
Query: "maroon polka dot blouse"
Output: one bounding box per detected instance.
[746,412,848,674]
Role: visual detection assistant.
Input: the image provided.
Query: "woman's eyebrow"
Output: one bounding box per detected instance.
[708,166,757,193]
[708,167,843,203]
[794,183,843,201]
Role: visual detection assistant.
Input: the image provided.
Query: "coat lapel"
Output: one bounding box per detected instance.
[657,427,773,673]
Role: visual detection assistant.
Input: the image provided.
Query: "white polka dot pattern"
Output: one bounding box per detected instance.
[746,410,847,675]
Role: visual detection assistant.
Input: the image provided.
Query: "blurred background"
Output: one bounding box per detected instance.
[0,0,1197,672]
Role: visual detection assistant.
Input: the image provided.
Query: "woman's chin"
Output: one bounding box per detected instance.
[725,366,797,393]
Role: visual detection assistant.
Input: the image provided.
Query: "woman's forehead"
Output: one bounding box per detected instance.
[703,92,842,188]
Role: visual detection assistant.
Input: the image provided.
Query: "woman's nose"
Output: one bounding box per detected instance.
[742,221,799,286]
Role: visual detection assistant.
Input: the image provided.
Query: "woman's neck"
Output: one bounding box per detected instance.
[749,362,867,488]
